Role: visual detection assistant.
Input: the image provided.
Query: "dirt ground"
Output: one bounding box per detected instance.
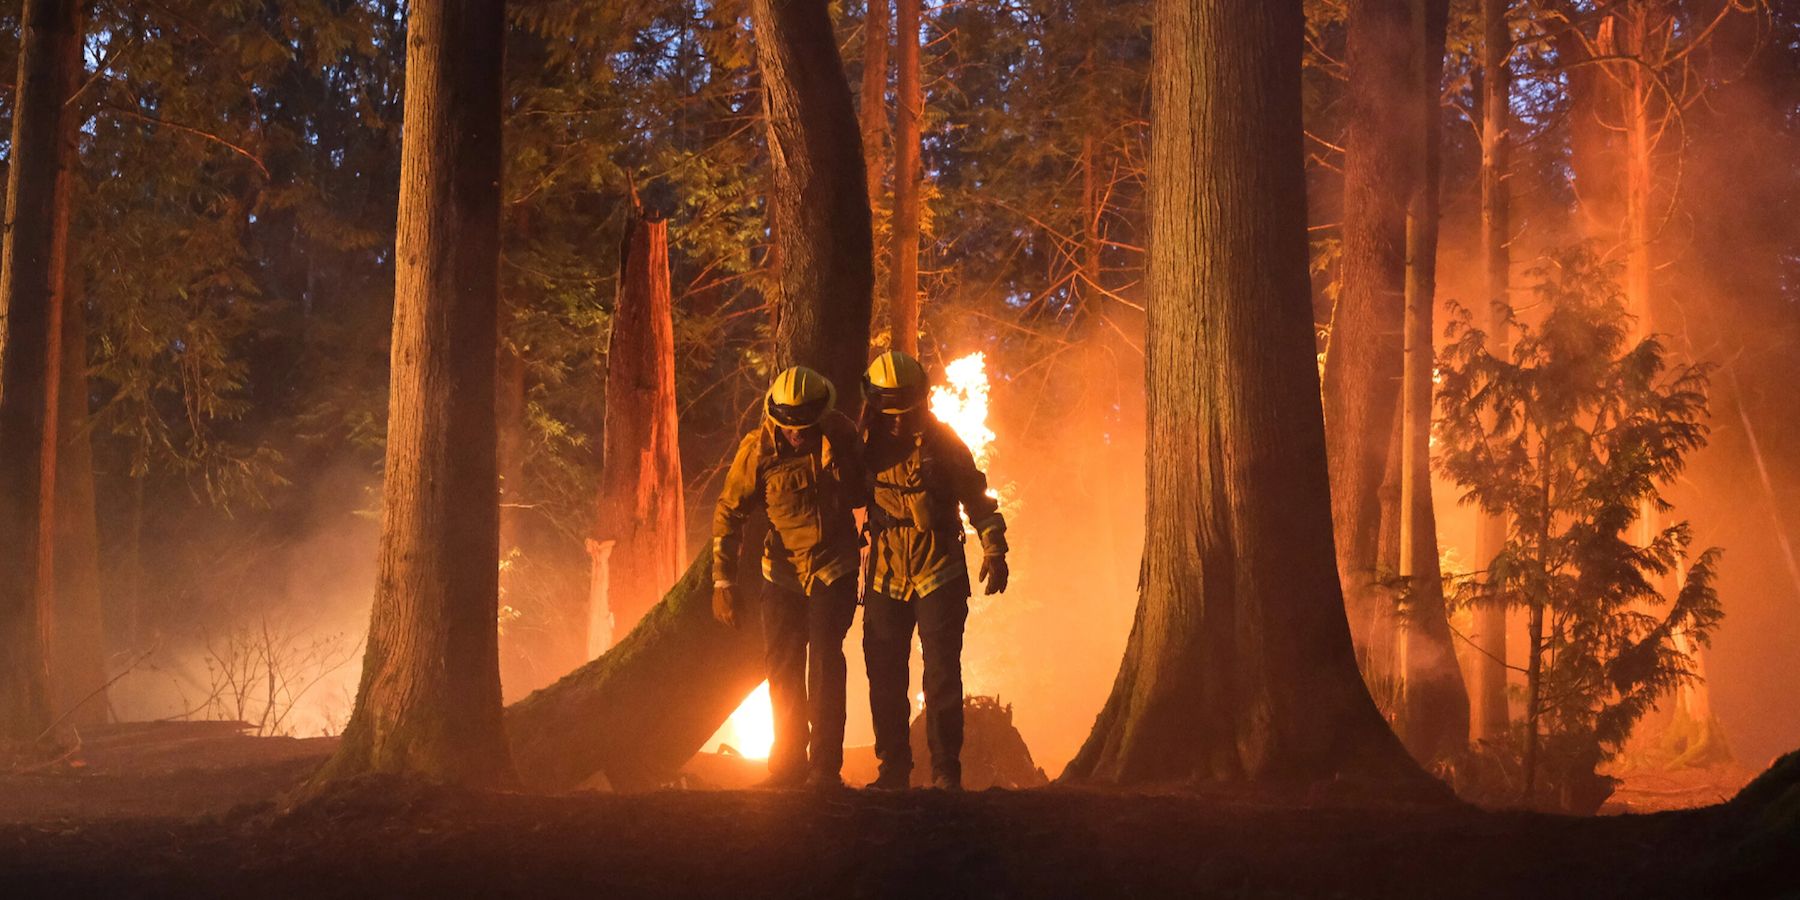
[0,724,1792,899]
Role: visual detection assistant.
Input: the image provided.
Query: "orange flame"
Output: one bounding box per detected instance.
[710,680,775,759]
[931,352,998,473]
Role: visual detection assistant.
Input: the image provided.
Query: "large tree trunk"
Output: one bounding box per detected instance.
[594,211,686,642]
[1617,10,1654,330]
[860,0,889,210]
[311,0,515,789]
[886,0,921,354]
[48,274,109,729]
[47,10,104,729]
[0,0,82,744]
[1395,0,1469,763]
[506,0,872,791]
[1061,0,1435,792]
[1470,0,1512,745]
[761,0,877,394]
[1322,0,1419,689]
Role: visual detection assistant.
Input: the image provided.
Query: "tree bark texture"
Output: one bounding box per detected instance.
[1322,0,1421,683]
[596,212,686,640]
[48,271,109,728]
[313,0,515,789]
[503,0,875,790]
[1471,0,1512,744]
[0,0,81,743]
[759,0,877,398]
[860,0,889,210]
[885,0,921,354]
[1396,0,1469,763]
[1062,0,1435,791]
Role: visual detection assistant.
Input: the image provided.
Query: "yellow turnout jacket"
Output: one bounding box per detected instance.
[712,410,868,594]
[863,418,1006,601]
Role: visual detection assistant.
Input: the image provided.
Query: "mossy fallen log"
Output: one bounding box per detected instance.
[506,548,765,791]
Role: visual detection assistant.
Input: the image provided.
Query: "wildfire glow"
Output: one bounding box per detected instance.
[711,680,775,759]
[931,352,998,470]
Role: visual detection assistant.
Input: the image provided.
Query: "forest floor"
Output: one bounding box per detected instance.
[0,723,1793,899]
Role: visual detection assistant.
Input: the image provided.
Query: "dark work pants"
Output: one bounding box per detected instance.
[761,576,858,779]
[863,582,971,781]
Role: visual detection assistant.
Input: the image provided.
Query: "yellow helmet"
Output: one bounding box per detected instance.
[765,366,836,430]
[863,350,928,414]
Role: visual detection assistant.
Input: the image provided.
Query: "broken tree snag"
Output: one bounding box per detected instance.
[1322,0,1421,694]
[507,551,766,790]
[1061,0,1440,794]
[755,0,876,401]
[595,211,686,642]
[0,0,82,744]
[310,0,515,790]
[500,0,876,792]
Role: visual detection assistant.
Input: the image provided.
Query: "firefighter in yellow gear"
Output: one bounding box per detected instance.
[858,350,1008,791]
[712,365,868,789]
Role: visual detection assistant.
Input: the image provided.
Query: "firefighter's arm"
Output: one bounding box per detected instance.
[712,432,765,588]
[942,427,1008,559]
[825,411,874,510]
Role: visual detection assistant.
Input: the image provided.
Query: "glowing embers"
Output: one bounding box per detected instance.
[709,680,775,759]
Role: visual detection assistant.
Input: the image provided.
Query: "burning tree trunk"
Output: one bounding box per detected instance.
[886,0,922,354]
[506,0,872,791]
[594,210,686,643]
[311,0,515,789]
[1470,0,1512,744]
[1062,0,1436,792]
[1395,0,1468,763]
[0,0,82,744]
[1322,0,1419,689]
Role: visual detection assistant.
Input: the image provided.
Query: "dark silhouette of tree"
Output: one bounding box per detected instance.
[887,0,922,353]
[0,0,83,744]
[311,0,515,788]
[1062,0,1436,791]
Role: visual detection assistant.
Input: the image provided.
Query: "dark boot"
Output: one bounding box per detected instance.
[864,770,910,791]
